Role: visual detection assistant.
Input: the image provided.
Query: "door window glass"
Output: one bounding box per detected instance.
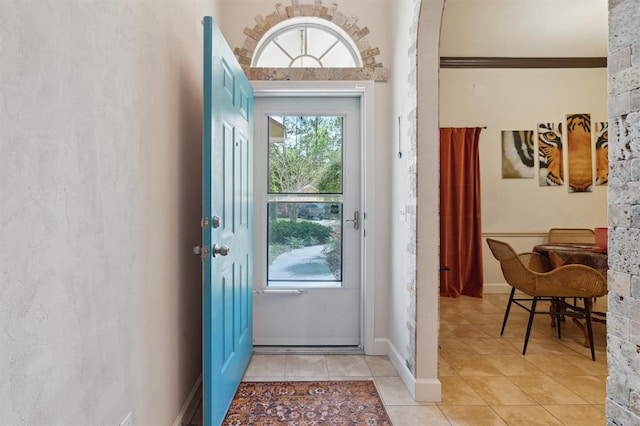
[266,116,344,287]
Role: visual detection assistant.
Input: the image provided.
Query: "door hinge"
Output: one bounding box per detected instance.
[201,216,210,228]
[202,245,210,259]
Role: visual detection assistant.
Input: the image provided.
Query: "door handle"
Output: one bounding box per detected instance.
[254,289,307,295]
[213,244,230,257]
[345,210,359,230]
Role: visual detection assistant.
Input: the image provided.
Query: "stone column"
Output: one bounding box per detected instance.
[607,0,640,423]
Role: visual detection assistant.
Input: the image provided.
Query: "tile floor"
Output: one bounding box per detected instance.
[436,293,607,425]
[190,293,608,425]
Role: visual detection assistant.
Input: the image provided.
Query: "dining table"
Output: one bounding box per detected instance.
[531,242,608,348]
[532,242,607,270]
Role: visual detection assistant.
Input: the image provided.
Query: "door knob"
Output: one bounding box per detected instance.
[193,246,202,255]
[213,244,230,257]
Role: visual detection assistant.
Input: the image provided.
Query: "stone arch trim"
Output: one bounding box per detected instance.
[233,1,388,81]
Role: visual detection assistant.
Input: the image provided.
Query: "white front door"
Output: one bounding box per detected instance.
[253,96,362,346]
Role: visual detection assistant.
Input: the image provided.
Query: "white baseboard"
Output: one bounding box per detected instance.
[483,282,511,293]
[415,377,442,401]
[384,339,417,399]
[172,373,202,426]
[370,337,390,356]
[381,338,442,402]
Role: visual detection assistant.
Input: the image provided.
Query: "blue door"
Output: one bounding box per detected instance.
[202,17,253,426]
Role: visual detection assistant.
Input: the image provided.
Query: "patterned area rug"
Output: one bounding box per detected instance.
[223,380,392,425]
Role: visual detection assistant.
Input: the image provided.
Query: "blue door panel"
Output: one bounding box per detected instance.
[203,16,253,426]
[223,266,235,364]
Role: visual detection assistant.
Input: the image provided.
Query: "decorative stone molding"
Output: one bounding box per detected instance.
[233,1,388,81]
[245,67,388,81]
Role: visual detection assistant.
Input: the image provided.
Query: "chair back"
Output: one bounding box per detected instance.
[547,228,595,244]
[486,238,537,295]
[487,238,607,298]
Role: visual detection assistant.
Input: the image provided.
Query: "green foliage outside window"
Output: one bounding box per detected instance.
[268,219,334,265]
[269,116,342,195]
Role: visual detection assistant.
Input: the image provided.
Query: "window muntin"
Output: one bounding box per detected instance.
[252,17,362,68]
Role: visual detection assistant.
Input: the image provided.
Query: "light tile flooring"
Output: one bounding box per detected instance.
[436,293,607,425]
[191,293,608,425]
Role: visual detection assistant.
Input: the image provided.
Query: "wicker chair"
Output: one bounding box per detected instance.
[486,238,607,360]
[547,228,595,244]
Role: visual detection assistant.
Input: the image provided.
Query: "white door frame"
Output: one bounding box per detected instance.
[251,80,378,354]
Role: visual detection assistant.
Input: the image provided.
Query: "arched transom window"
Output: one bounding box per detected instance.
[252,17,363,68]
[234,1,388,81]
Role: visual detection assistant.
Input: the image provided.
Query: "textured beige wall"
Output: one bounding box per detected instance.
[0,0,217,424]
[440,0,607,57]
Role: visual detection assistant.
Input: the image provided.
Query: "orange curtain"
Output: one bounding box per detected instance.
[440,127,483,298]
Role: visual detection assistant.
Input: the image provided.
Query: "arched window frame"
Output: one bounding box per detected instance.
[233,1,388,81]
[252,17,363,68]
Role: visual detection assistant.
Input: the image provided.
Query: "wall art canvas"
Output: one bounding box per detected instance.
[595,122,609,185]
[537,122,564,186]
[566,113,593,192]
[501,130,534,178]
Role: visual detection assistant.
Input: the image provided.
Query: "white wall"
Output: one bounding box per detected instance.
[388,0,416,384]
[1,1,217,424]
[415,0,446,400]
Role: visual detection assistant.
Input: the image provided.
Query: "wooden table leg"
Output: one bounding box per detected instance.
[572,317,590,348]
[549,298,567,328]
[571,298,601,348]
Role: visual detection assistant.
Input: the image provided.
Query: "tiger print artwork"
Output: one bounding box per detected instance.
[566,113,593,192]
[501,130,534,178]
[595,122,609,185]
[537,122,563,186]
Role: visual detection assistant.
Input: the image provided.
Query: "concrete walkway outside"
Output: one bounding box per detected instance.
[269,244,335,281]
